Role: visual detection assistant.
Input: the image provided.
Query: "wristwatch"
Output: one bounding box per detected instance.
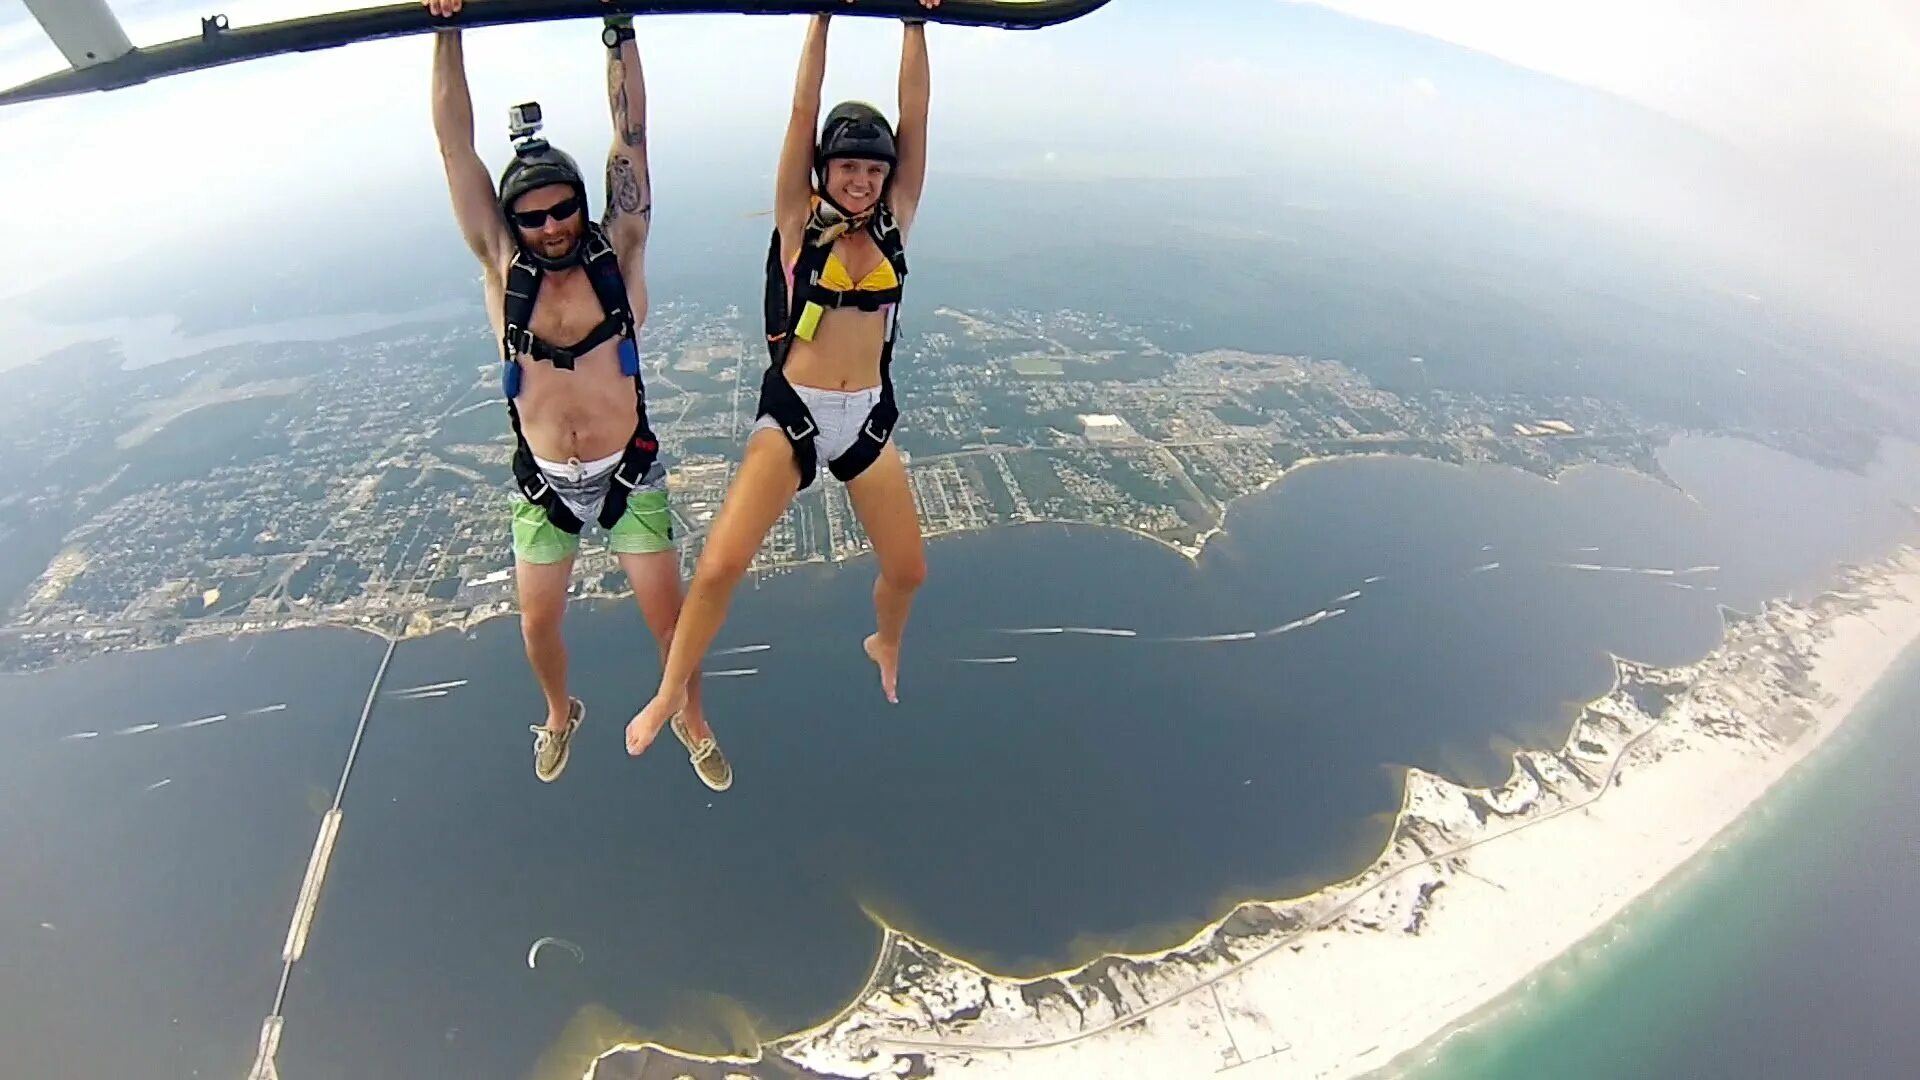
[602,17,635,48]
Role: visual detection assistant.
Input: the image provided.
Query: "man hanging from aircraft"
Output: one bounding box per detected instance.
[426,0,730,792]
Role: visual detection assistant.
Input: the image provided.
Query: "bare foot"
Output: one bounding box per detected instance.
[627,685,686,756]
[863,633,900,704]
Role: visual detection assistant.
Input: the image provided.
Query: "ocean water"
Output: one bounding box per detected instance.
[1397,639,1920,1080]
[5,435,1918,1078]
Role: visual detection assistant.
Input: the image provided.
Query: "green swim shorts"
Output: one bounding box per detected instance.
[510,463,675,565]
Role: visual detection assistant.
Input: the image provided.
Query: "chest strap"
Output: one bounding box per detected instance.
[499,222,659,532]
[765,205,908,364]
[503,225,638,384]
[756,206,907,491]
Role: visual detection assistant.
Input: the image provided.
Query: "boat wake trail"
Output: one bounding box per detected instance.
[387,679,467,696]
[1553,561,1718,578]
[1262,608,1346,637]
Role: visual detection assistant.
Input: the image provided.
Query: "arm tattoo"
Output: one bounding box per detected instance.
[606,53,650,230]
[608,154,651,222]
[608,53,626,131]
[608,54,647,149]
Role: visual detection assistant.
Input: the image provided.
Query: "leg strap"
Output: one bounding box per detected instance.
[825,385,898,484]
[593,420,662,531]
[755,366,821,492]
[512,443,586,535]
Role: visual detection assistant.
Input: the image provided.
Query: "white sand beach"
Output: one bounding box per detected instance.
[751,548,1920,1080]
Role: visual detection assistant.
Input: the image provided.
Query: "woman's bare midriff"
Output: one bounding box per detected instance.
[781,229,893,391]
[783,313,889,391]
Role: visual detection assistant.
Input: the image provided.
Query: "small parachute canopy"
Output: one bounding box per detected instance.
[1,0,1113,108]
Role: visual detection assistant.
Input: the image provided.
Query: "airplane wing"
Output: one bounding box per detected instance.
[1,0,1114,108]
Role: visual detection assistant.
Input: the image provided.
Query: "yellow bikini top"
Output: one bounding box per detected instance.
[779,196,909,344]
[819,248,901,292]
[803,194,903,294]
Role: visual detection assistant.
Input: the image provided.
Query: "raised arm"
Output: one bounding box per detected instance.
[602,15,652,268]
[890,13,933,233]
[430,29,510,268]
[775,14,833,245]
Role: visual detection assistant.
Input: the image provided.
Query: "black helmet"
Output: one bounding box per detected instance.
[498,139,589,270]
[816,100,897,176]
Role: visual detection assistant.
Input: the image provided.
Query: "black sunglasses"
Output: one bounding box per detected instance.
[510,195,582,229]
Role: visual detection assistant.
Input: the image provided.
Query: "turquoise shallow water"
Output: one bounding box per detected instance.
[1396,639,1920,1080]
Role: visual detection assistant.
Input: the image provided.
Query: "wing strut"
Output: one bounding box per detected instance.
[20,0,135,70]
[0,1,1114,109]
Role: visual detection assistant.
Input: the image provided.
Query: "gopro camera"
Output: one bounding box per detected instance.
[508,101,544,147]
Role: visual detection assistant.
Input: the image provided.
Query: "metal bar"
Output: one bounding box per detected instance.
[0,0,1113,108]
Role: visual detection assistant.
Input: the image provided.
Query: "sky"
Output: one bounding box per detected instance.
[0,0,1915,345]
[1295,0,1920,153]
[1290,0,1920,350]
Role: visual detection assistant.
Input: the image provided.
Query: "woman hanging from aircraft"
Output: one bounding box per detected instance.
[627,3,937,763]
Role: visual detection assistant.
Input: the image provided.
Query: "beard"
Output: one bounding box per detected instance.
[516,222,586,269]
[536,229,581,259]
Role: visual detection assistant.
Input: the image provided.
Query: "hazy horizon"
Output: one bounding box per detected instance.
[1,0,1915,351]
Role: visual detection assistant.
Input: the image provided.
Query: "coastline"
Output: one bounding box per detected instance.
[2,443,1671,673]
[908,444,1671,570]
[587,545,1920,1079]
[1375,623,1920,1080]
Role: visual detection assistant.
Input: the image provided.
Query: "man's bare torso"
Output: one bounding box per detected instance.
[483,244,638,464]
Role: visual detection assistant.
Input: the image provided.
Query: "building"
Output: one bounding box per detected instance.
[1078,413,1140,444]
